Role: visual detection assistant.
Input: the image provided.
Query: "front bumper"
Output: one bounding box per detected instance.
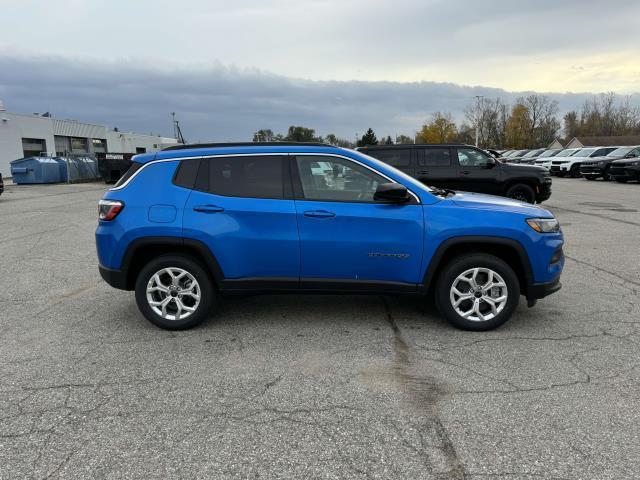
[536,179,552,202]
[528,278,562,300]
[610,165,640,181]
[99,264,129,290]
[580,165,604,177]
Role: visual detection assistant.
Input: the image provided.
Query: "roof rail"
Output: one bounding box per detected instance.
[162,142,334,151]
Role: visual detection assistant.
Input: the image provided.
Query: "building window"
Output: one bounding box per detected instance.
[22,138,47,157]
[55,136,71,156]
[92,138,107,153]
[136,147,147,154]
[71,137,88,154]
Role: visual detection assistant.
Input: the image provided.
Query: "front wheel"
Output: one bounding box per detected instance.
[435,254,520,331]
[505,183,535,203]
[602,168,612,181]
[135,254,215,330]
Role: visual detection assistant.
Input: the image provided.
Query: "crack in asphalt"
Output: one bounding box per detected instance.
[380,296,467,480]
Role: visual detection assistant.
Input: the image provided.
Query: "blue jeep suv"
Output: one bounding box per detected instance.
[96,143,564,331]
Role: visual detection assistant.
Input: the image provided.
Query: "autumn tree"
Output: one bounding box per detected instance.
[416,112,457,143]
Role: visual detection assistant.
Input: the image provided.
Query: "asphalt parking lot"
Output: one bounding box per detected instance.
[1,178,639,479]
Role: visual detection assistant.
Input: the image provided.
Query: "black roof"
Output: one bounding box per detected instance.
[357,143,473,149]
[163,142,334,151]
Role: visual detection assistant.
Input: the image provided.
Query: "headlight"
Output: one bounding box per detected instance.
[526,217,560,233]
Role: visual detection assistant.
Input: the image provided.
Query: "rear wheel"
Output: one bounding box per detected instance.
[135,254,215,330]
[505,183,535,203]
[602,167,612,181]
[435,254,520,331]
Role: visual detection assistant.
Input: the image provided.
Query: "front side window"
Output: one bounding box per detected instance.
[198,155,284,199]
[296,155,386,202]
[368,149,411,167]
[419,148,451,166]
[457,148,493,167]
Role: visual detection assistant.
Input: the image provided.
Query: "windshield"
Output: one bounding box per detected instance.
[538,149,559,158]
[555,149,577,157]
[574,148,597,157]
[607,147,633,157]
[509,150,527,157]
[523,149,544,158]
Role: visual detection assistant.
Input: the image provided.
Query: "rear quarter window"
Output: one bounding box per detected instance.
[114,162,143,187]
[173,158,201,189]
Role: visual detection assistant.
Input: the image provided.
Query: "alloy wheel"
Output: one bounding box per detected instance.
[146,267,201,321]
[449,267,508,322]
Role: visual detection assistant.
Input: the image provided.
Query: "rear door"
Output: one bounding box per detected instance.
[182,154,300,282]
[362,148,414,177]
[415,146,456,188]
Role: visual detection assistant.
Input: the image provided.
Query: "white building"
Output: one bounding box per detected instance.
[0,107,178,177]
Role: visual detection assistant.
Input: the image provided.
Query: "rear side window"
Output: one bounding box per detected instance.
[367,149,411,167]
[173,158,201,189]
[196,155,284,199]
[419,148,451,166]
[114,162,143,187]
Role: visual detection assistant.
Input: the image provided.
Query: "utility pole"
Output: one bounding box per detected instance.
[474,95,484,147]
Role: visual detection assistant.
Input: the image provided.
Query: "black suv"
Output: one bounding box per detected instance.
[580,146,640,181]
[358,144,552,204]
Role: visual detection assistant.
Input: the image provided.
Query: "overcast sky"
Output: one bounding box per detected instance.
[1,0,639,140]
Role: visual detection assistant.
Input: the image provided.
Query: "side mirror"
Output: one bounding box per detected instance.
[374,182,410,203]
[483,158,497,169]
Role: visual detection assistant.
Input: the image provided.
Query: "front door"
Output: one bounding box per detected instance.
[182,155,300,281]
[455,147,501,194]
[292,154,424,286]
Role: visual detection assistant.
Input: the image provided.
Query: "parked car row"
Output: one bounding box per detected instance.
[500,146,640,183]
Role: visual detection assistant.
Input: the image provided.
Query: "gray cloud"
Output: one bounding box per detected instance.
[0,54,632,141]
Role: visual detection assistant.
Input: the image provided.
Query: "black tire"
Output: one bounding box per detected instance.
[135,254,215,330]
[435,254,520,331]
[569,164,581,178]
[615,178,628,183]
[505,183,535,203]
[602,167,612,181]
[555,171,566,178]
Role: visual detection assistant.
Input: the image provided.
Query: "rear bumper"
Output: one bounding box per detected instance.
[99,264,129,290]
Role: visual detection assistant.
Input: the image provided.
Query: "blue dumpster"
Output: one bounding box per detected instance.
[10,157,66,184]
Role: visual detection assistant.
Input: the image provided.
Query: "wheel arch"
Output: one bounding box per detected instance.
[122,237,224,290]
[422,236,533,296]
[502,178,539,195]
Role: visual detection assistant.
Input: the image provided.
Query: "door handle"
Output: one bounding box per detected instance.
[303,210,336,218]
[461,170,471,175]
[193,204,225,213]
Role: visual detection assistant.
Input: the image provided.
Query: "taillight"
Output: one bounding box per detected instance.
[99,200,124,221]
